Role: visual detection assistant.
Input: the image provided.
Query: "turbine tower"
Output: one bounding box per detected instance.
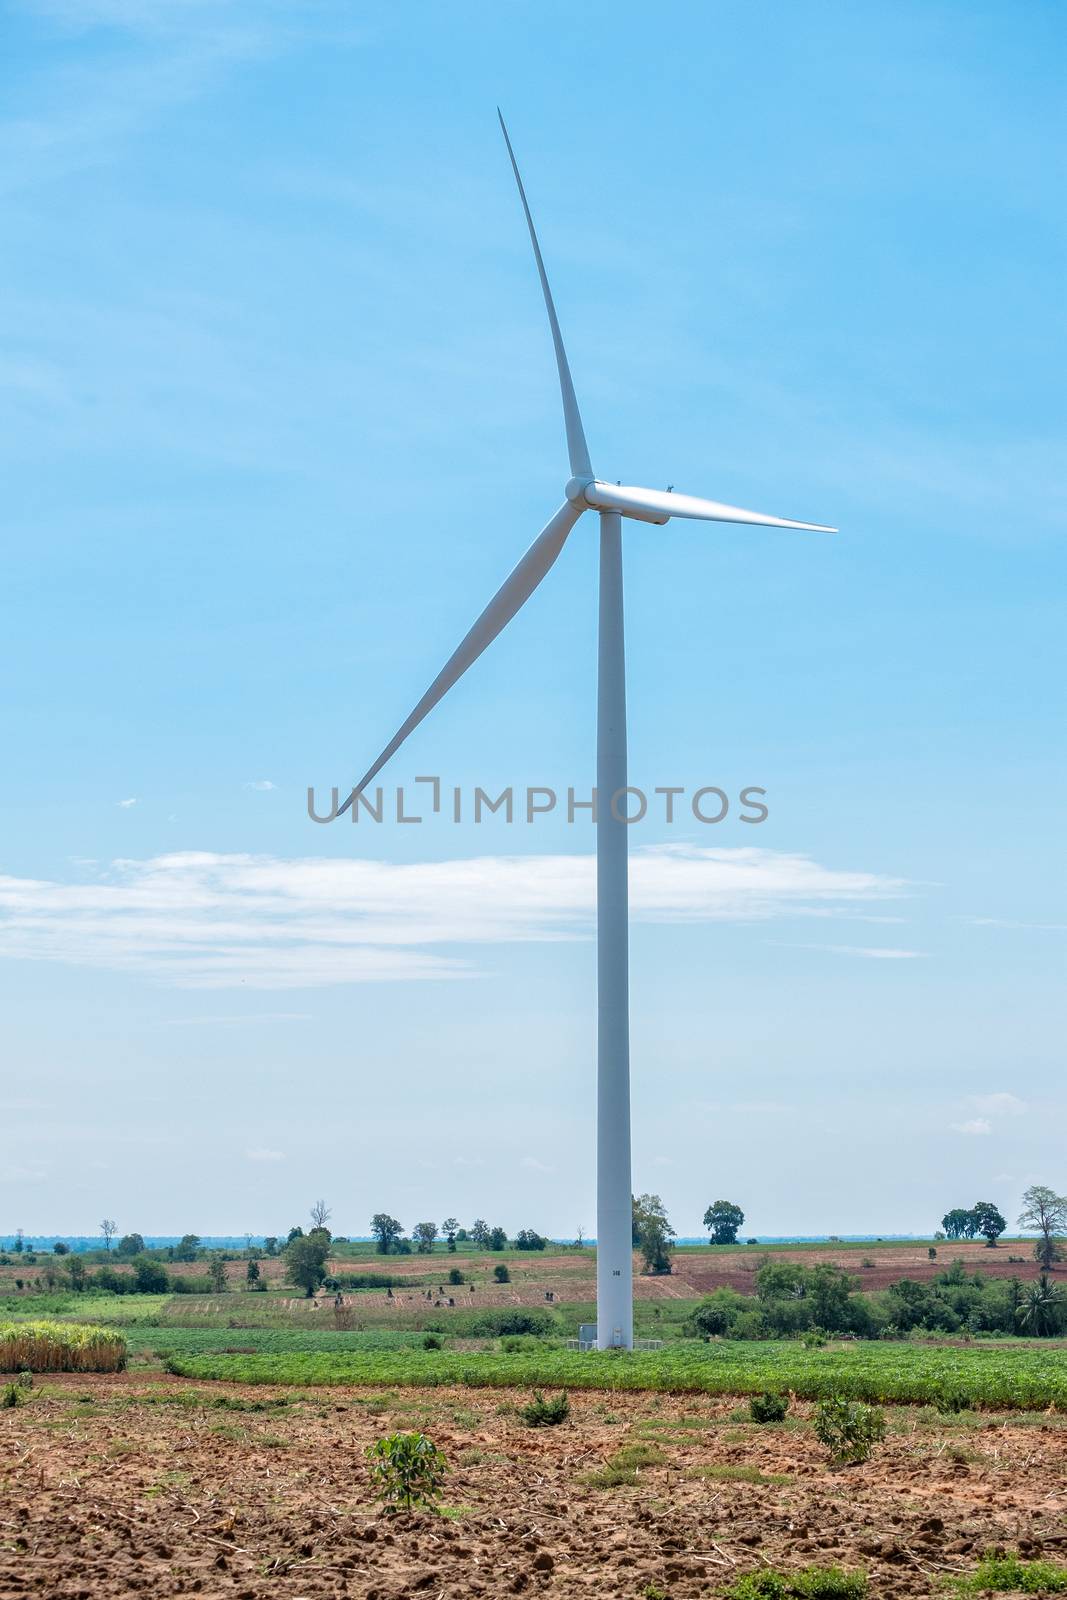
[343,114,836,1349]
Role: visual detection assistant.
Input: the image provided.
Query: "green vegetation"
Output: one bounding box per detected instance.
[950,1551,1067,1593]
[584,1440,664,1487]
[632,1193,675,1274]
[366,1431,447,1511]
[0,1321,127,1373]
[749,1391,789,1422]
[704,1199,745,1244]
[157,1337,1067,1408]
[725,1567,867,1599]
[812,1397,887,1464]
[519,1389,569,1426]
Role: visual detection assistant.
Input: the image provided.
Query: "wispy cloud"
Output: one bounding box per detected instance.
[117,797,138,809]
[245,780,277,792]
[771,942,923,960]
[520,1156,553,1174]
[965,917,1067,932]
[969,1093,1026,1117]
[950,1118,992,1137]
[245,1147,284,1163]
[0,845,907,989]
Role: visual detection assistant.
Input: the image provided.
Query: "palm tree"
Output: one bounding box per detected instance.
[1016,1274,1064,1337]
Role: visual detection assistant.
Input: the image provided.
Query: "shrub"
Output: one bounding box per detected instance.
[520,1390,569,1427]
[422,1334,443,1351]
[133,1256,171,1294]
[2,1382,24,1408]
[952,1551,1067,1594]
[493,1264,510,1284]
[366,1431,447,1511]
[749,1392,789,1423]
[813,1397,886,1465]
[0,1322,126,1374]
[726,1566,867,1598]
[469,1310,553,1337]
[447,1267,464,1286]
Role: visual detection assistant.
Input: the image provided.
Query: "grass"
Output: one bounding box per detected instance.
[0,1321,127,1373]
[583,1440,665,1487]
[157,1337,1067,1410]
[126,1325,430,1357]
[685,1463,791,1484]
[951,1552,1067,1593]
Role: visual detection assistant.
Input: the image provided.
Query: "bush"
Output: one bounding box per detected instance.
[813,1397,886,1465]
[952,1551,1067,1594]
[447,1267,464,1286]
[133,1256,171,1294]
[469,1310,553,1338]
[520,1390,569,1427]
[749,1392,789,1423]
[493,1264,510,1284]
[366,1431,447,1511]
[726,1566,867,1598]
[422,1334,443,1351]
[2,1381,24,1408]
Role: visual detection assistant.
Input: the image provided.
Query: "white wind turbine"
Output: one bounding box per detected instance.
[343,113,836,1349]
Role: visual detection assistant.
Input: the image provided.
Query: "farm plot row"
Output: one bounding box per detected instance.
[165,1336,1067,1409]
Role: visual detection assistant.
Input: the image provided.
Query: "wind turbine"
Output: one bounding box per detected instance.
[343,113,836,1350]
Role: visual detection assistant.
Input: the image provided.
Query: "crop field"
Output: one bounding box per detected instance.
[159,1336,1067,1410]
[2,1374,1065,1599]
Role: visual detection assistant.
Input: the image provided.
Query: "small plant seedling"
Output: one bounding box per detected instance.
[813,1397,886,1466]
[749,1392,789,1423]
[366,1431,447,1511]
[520,1389,569,1427]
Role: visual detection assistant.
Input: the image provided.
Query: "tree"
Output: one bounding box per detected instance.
[100,1219,117,1253]
[941,1208,977,1241]
[310,1199,332,1235]
[370,1214,403,1255]
[632,1194,675,1275]
[53,1241,70,1256]
[133,1256,170,1293]
[174,1234,200,1262]
[246,1259,261,1287]
[263,1236,279,1257]
[1018,1186,1067,1271]
[515,1229,547,1251]
[13,1230,23,1254]
[208,1256,228,1293]
[285,1233,329,1297]
[116,1233,144,1258]
[286,1225,304,1244]
[703,1201,745,1245]
[488,1226,508,1251]
[413,1222,439,1254]
[469,1219,490,1249]
[1017,1274,1064,1337]
[442,1218,459,1253]
[493,1263,510,1283]
[65,1255,86,1291]
[971,1201,1007,1247]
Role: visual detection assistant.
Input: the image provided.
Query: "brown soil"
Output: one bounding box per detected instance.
[2,1375,1064,1598]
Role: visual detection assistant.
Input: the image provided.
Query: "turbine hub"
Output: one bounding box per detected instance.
[565,475,594,509]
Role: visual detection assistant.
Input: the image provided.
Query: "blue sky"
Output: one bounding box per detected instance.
[2,0,1064,1239]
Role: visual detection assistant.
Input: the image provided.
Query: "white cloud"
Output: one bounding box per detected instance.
[970,1093,1027,1117]
[245,780,277,792]
[0,845,907,990]
[950,1118,992,1137]
[520,1156,553,1174]
[245,1147,284,1163]
[774,942,923,959]
[117,797,138,809]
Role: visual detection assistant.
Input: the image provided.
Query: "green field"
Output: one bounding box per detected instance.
[125,1325,431,1355]
[162,1337,1067,1409]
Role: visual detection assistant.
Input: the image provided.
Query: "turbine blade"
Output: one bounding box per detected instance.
[339,502,583,811]
[583,480,837,533]
[498,109,592,479]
